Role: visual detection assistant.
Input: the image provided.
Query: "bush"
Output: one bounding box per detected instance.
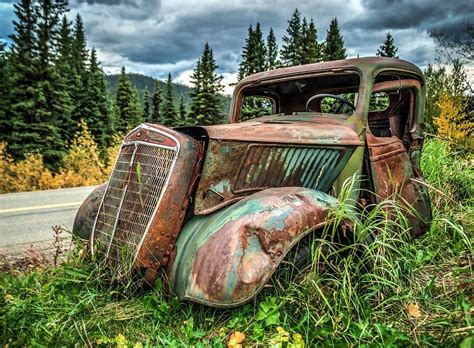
[0,120,120,193]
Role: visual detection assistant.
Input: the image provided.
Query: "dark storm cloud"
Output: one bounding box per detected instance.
[1,0,472,86]
[348,0,473,35]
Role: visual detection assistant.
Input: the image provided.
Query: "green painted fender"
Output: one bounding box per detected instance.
[169,187,337,307]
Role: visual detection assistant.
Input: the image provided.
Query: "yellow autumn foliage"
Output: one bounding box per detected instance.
[53,119,106,188]
[435,93,474,141]
[0,120,120,193]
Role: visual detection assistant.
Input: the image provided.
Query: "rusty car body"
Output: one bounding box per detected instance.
[74,57,432,307]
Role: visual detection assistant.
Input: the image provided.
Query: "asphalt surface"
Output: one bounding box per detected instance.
[0,186,96,260]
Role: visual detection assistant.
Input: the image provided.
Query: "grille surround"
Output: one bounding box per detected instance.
[90,125,179,276]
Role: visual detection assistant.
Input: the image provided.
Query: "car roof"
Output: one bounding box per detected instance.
[237,57,424,86]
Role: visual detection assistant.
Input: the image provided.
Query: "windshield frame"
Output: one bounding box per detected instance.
[229,68,365,123]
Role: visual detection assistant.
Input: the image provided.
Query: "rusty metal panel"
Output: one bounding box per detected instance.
[195,139,356,215]
[168,187,337,307]
[366,132,432,237]
[234,145,342,192]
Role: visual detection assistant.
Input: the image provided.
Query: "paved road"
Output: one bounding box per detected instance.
[0,186,96,259]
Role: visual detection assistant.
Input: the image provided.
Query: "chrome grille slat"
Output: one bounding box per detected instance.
[92,135,177,276]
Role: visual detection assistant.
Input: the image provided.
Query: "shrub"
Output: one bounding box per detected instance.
[0,120,117,193]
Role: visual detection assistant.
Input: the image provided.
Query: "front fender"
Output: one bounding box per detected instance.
[169,187,337,307]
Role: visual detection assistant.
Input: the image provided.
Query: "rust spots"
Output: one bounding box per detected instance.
[186,188,335,304]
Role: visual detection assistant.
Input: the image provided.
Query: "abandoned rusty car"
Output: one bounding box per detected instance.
[74,57,432,307]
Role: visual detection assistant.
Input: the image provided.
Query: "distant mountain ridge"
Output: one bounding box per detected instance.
[104,73,193,103]
[104,73,231,113]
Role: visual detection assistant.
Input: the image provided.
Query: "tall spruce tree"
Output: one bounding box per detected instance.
[189,43,224,126]
[302,19,321,63]
[143,87,150,120]
[377,32,399,58]
[266,27,279,69]
[324,18,347,61]
[7,0,39,157]
[0,42,8,143]
[70,14,89,126]
[34,0,73,165]
[150,80,162,123]
[178,96,187,126]
[86,48,114,150]
[280,9,304,66]
[115,66,142,133]
[238,23,267,80]
[160,73,177,126]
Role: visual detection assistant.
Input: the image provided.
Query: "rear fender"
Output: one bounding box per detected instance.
[168,187,337,307]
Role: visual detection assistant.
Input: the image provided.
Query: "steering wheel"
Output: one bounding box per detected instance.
[306,93,356,113]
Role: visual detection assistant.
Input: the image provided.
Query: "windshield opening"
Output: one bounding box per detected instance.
[239,71,360,121]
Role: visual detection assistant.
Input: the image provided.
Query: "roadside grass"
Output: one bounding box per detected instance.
[0,137,472,346]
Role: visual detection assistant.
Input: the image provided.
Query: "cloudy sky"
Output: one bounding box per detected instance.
[1,0,473,94]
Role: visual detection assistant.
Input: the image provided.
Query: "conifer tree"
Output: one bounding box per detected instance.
[0,43,8,144]
[377,32,399,58]
[34,0,73,164]
[303,19,321,63]
[266,27,279,69]
[71,14,89,125]
[86,48,114,150]
[323,18,347,61]
[150,80,162,123]
[7,0,40,157]
[143,87,150,121]
[280,9,304,66]
[178,96,186,126]
[160,73,177,126]
[238,23,267,80]
[115,66,142,133]
[71,14,87,77]
[189,43,224,126]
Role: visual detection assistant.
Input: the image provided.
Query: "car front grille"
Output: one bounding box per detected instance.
[92,139,177,276]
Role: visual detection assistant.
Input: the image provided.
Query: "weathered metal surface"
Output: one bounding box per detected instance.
[90,123,202,278]
[73,183,107,240]
[194,140,356,215]
[366,132,432,237]
[168,187,337,307]
[198,116,362,145]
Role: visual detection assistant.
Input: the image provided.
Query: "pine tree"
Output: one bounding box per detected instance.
[280,9,304,66]
[303,19,321,64]
[150,80,162,123]
[0,43,9,143]
[177,96,186,126]
[238,23,267,80]
[70,14,89,126]
[377,32,399,58]
[266,27,279,69]
[7,0,40,157]
[160,73,177,126]
[323,18,347,61]
[85,48,115,150]
[71,14,87,77]
[55,15,77,141]
[34,0,73,165]
[189,43,224,126]
[143,87,150,120]
[115,66,142,133]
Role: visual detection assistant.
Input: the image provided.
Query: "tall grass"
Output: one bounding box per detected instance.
[0,137,472,346]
